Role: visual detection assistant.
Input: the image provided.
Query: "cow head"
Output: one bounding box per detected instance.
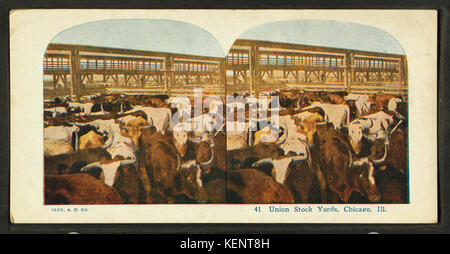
[351,159,381,203]
[348,121,364,155]
[347,142,389,202]
[119,116,149,148]
[175,161,208,203]
[194,138,215,174]
[253,153,309,184]
[173,128,188,157]
[296,112,326,146]
[80,158,136,187]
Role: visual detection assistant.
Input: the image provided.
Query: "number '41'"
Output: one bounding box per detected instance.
[254,206,261,212]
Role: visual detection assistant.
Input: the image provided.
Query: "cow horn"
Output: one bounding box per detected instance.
[180,160,197,170]
[348,149,356,167]
[176,154,182,171]
[252,158,273,167]
[315,120,328,126]
[102,126,115,149]
[371,142,388,165]
[290,153,308,162]
[199,143,215,167]
[351,157,369,167]
[275,127,288,145]
[394,111,405,120]
[188,137,202,144]
[80,162,102,172]
[390,120,403,135]
[120,157,136,166]
[215,122,226,135]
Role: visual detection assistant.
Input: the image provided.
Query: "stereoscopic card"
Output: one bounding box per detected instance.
[9,9,437,225]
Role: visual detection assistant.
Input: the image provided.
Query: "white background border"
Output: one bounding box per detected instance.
[10,9,437,223]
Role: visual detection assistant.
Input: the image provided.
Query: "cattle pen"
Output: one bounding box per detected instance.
[225,39,407,97]
[43,39,407,99]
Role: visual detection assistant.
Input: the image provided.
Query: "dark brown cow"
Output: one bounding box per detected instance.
[129,95,168,108]
[227,143,284,171]
[302,91,323,103]
[45,174,122,205]
[327,94,346,104]
[138,127,210,204]
[78,160,149,204]
[173,165,208,204]
[194,131,227,203]
[251,154,316,203]
[374,166,408,203]
[44,147,112,175]
[111,164,147,204]
[373,94,399,111]
[371,128,408,174]
[371,127,409,204]
[310,123,383,203]
[203,177,227,203]
[283,159,316,203]
[196,131,227,174]
[226,168,294,204]
[139,128,180,203]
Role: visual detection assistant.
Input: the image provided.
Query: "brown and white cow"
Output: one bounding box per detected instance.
[348,111,394,155]
[310,123,387,203]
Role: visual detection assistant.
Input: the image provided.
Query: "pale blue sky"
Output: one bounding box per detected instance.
[238,19,405,55]
[51,19,405,57]
[51,19,226,57]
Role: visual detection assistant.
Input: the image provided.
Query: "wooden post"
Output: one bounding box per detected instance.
[249,45,260,96]
[69,50,81,97]
[398,57,403,91]
[344,51,354,93]
[62,75,67,88]
[249,46,254,95]
[52,74,57,90]
[219,59,226,88]
[164,56,174,96]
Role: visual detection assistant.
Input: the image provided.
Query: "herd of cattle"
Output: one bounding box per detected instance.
[43,89,408,205]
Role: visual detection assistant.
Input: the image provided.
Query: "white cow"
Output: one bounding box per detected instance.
[44,125,78,156]
[345,94,373,118]
[67,102,95,115]
[252,115,310,159]
[44,106,67,118]
[252,151,309,184]
[81,158,136,187]
[348,111,394,155]
[302,102,350,129]
[130,106,172,134]
[88,119,135,160]
[387,97,405,120]
[226,120,248,150]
